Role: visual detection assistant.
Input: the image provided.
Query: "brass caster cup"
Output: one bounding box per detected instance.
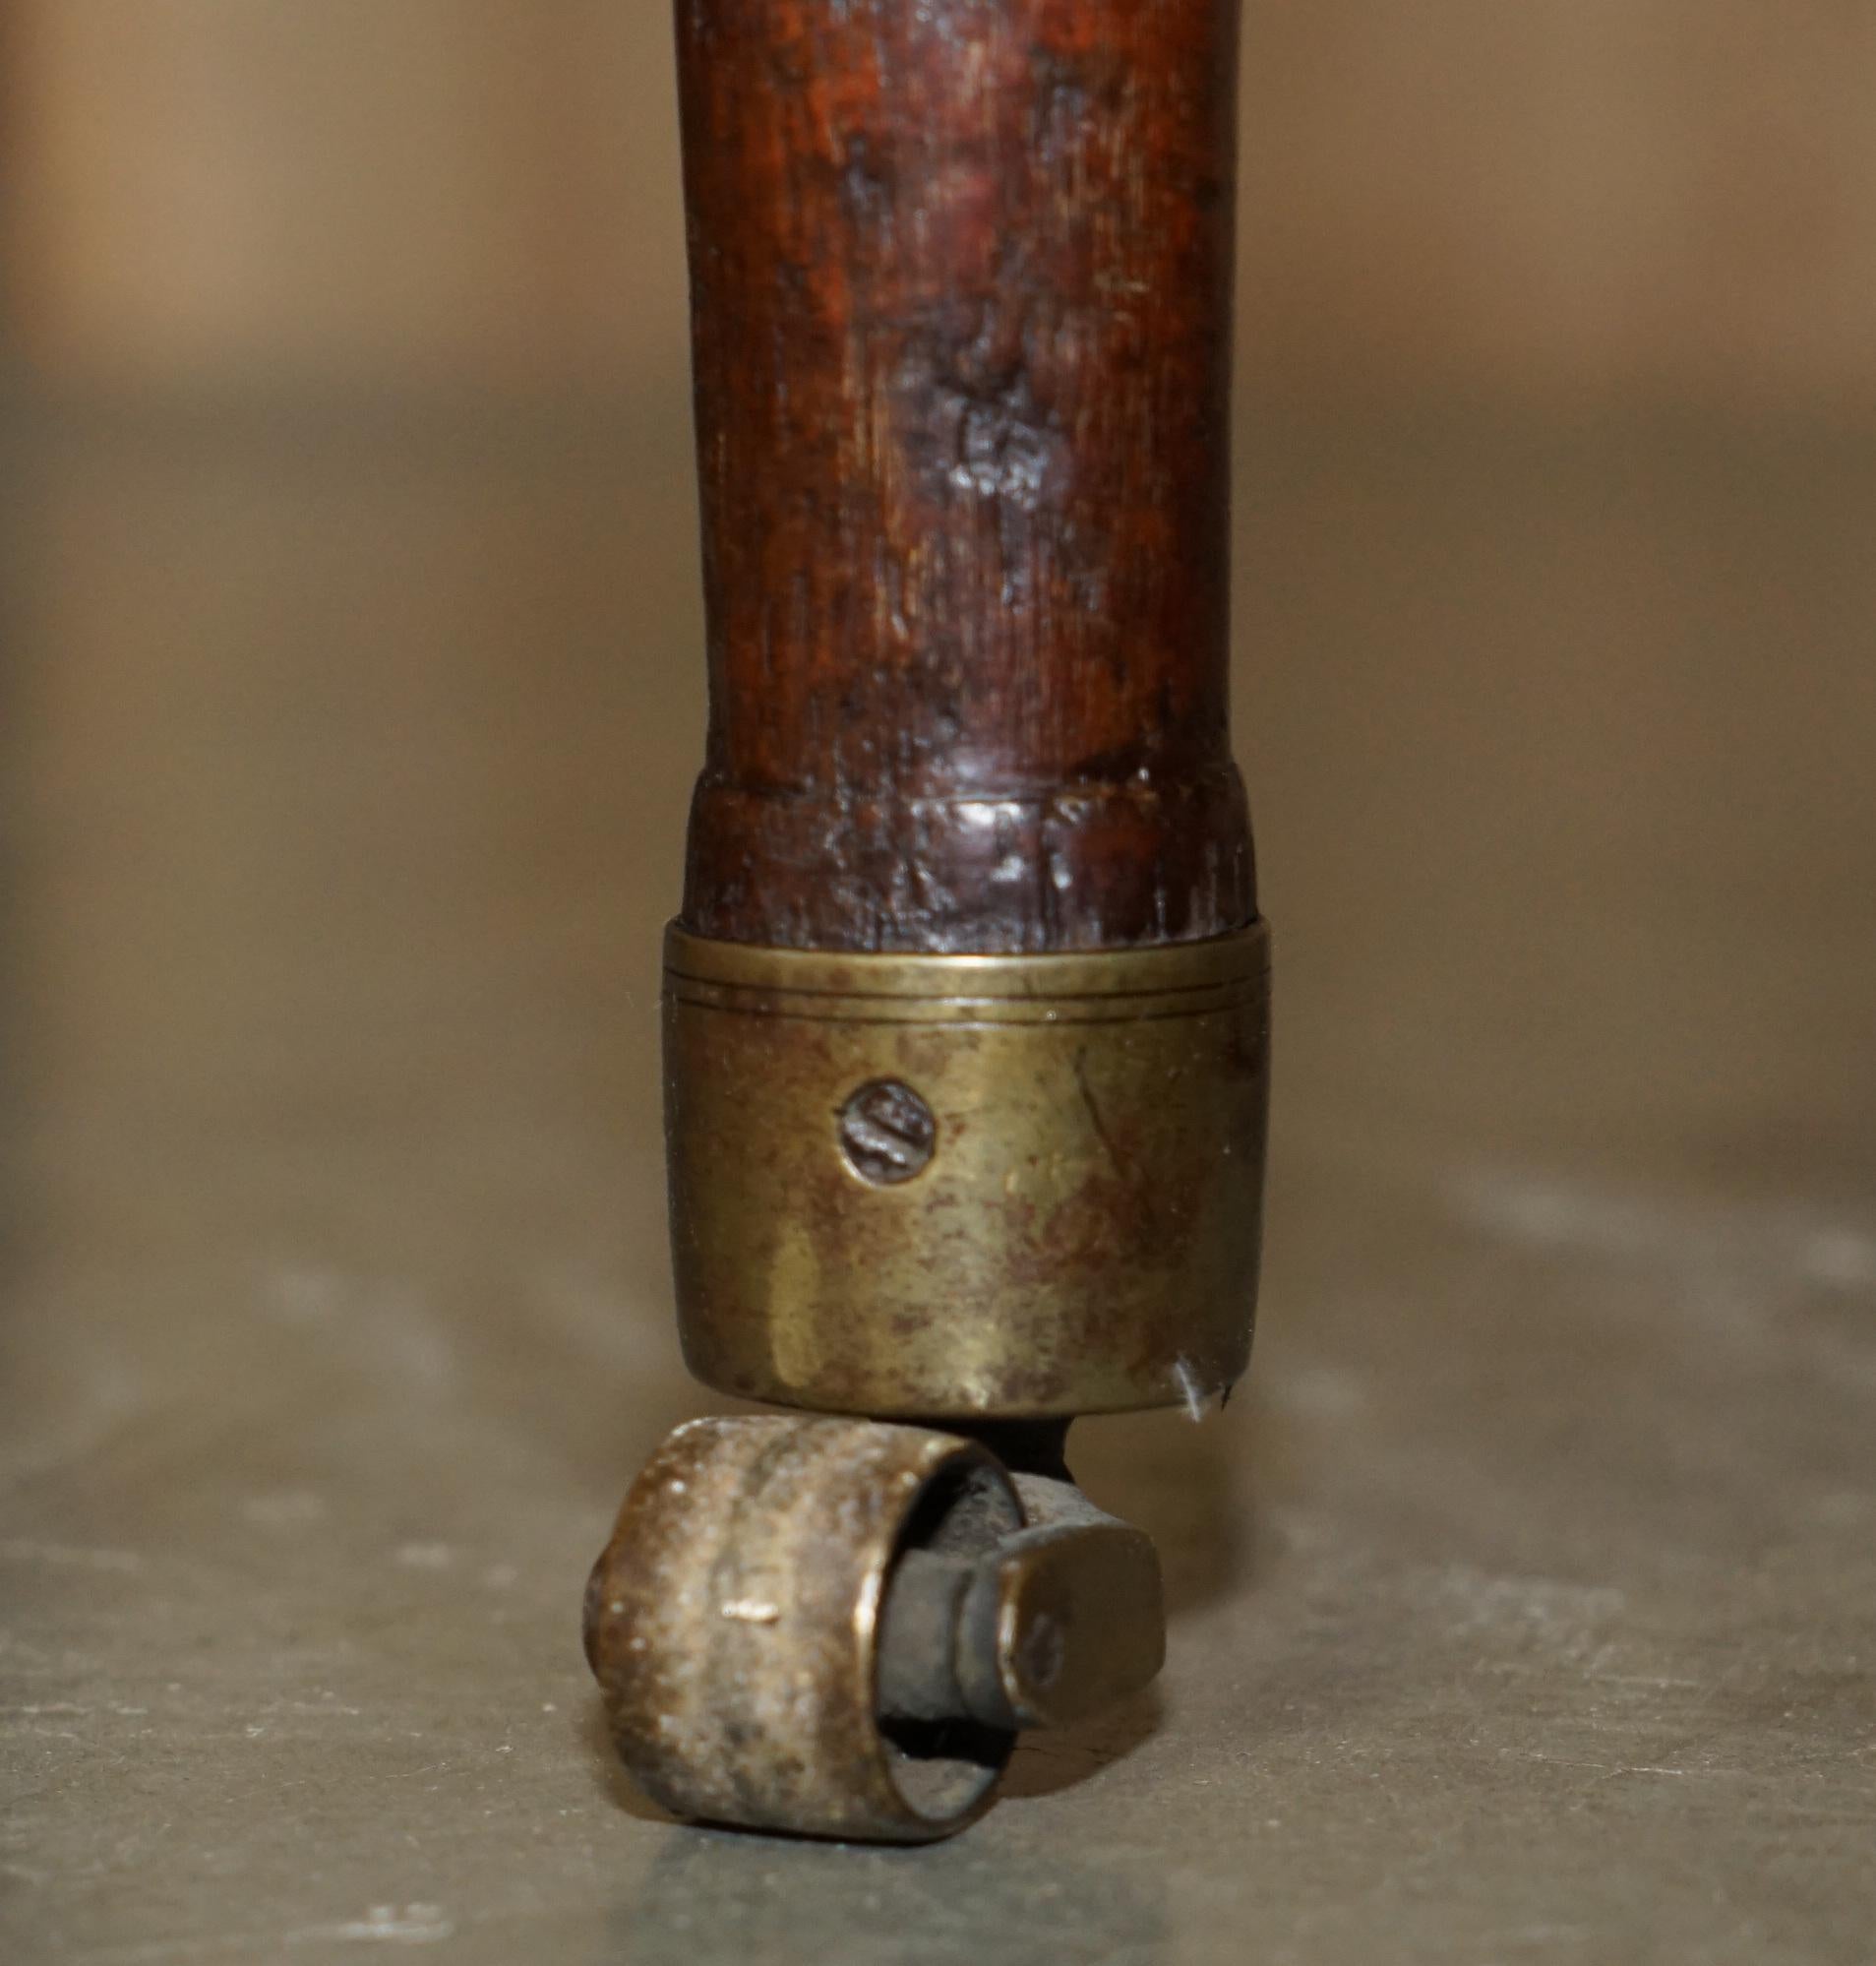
[662,922,1271,1419]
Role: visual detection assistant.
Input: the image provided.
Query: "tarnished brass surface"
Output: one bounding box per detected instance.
[583,1416,1023,1843]
[663,922,1271,1418]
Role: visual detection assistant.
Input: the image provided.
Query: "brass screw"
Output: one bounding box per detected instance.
[838,1078,937,1185]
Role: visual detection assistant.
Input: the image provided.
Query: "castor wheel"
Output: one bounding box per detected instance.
[580,919,1267,1841]
[583,1416,1165,1842]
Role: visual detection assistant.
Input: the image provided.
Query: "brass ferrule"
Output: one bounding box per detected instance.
[662,921,1271,1420]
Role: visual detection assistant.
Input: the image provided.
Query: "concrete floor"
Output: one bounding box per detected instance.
[1,383,1872,1961]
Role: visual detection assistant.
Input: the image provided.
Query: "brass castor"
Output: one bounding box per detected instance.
[583,1416,1164,1843]
[581,923,1267,1842]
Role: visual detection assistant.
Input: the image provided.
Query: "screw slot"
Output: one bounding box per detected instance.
[838,1079,938,1186]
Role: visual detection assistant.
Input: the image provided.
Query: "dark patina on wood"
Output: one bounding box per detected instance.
[675,0,1253,952]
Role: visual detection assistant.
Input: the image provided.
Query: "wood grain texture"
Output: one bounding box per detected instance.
[675,0,1253,952]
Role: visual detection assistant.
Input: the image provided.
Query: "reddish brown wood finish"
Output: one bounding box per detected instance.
[675,0,1253,953]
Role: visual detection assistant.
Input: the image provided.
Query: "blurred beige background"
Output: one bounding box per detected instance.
[2,8,1872,1964]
